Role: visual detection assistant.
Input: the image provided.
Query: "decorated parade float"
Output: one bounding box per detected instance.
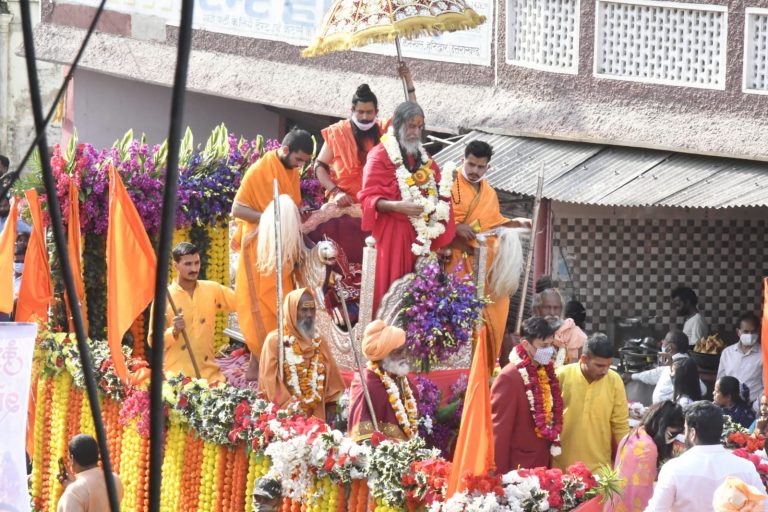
[16,125,618,512]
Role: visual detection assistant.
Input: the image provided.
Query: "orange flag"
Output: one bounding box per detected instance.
[761,278,768,399]
[65,179,88,332]
[106,164,156,384]
[0,197,19,314]
[16,190,53,322]
[447,325,495,497]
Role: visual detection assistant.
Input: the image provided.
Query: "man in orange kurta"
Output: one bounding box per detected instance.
[259,288,345,421]
[232,129,313,371]
[448,140,531,370]
[315,65,416,206]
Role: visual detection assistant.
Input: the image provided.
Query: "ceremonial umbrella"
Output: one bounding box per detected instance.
[302,0,485,98]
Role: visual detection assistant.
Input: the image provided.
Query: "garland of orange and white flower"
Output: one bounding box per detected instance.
[381,128,453,256]
[510,344,564,456]
[368,361,419,438]
[283,335,326,415]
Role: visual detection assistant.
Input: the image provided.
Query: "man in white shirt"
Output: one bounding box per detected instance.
[628,331,706,403]
[644,401,766,512]
[717,313,763,409]
[671,286,708,346]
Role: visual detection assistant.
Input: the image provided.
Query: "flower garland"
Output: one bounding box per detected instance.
[510,344,564,456]
[381,128,453,256]
[283,335,326,416]
[368,361,419,439]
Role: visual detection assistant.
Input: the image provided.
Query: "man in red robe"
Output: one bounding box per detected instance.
[491,317,562,473]
[358,102,456,314]
[348,319,419,442]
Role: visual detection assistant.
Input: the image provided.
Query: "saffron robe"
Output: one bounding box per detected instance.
[358,144,456,314]
[258,288,345,421]
[148,280,236,383]
[321,118,391,199]
[447,171,511,370]
[490,362,553,472]
[348,368,419,442]
[232,150,302,357]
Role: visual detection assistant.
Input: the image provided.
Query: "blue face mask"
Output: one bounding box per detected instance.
[13,262,23,274]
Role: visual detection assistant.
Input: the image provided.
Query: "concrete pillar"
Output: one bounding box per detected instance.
[0,12,12,151]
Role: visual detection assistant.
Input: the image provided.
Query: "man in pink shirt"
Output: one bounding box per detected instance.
[57,434,123,512]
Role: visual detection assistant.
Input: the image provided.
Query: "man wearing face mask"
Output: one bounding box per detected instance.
[530,278,587,368]
[448,140,532,371]
[554,333,629,472]
[717,312,763,410]
[491,317,562,472]
[315,65,416,207]
[348,319,420,442]
[645,401,766,512]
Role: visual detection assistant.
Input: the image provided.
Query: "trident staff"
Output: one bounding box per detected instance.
[273,179,285,380]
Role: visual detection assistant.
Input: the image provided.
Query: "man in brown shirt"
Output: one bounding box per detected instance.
[57,434,123,512]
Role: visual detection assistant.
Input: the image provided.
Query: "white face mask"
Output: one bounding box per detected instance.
[533,346,556,365]
[13,262,23,274]
[740,333,759,347]
[351,116,377,132]
[461,165,486,184]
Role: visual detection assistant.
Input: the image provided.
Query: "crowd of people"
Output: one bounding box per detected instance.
[3,72,768,512]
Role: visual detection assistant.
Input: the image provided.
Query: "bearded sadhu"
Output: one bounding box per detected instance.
[348,320,419,442]
[259,288,345,421]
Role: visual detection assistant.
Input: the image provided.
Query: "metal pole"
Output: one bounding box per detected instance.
[514,164,545,335]
[336,286,379,431]
[18,1,120,508]
[148,0,195,509]
[166,293,202,379]
[395,37,409,101]
[273,179,285,380]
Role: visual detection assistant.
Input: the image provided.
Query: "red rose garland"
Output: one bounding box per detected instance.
[511,344,564,456]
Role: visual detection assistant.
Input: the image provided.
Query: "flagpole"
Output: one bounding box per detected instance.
[395,37,410,101]
[514,164,544,335]
[166,293,202,379]
[273,179,285,380]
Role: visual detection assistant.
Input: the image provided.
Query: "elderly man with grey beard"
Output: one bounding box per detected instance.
[348,320,420,442]
[358,101,456,315]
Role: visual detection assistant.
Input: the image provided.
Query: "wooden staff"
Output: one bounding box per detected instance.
[273,179,285,380]
[336,284,379,431]
[166,293,202,379]
[515,164,545,335]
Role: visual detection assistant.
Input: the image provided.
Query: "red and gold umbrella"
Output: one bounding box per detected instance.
[303,0,485,97]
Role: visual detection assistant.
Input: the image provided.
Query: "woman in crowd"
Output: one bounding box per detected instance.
[715,376,756,429]
[610,401,685,511]
[671,358,702,407]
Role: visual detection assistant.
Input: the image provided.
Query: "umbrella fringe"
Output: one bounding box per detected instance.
[302,12,486,58]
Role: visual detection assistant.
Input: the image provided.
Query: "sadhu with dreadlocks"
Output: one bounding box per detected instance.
[314,64,417,207]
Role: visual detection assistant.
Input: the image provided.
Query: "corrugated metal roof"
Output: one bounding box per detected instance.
[433,131,768,208]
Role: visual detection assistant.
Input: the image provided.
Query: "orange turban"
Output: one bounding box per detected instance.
[362,320,406,361]
[713,477,767,512]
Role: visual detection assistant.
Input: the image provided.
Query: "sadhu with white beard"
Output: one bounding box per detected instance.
[259,288,345,421]
[348,320,420,442]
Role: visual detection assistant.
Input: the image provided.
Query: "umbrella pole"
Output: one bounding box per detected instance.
[395,37,410,101]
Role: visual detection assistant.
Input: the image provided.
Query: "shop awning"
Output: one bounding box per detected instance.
[434,131,768,209]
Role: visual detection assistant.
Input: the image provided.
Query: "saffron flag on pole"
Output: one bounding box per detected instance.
[447,325,495,497]
[761,278,768,399]
[106,164,156,384]
[65,179,88,332]
[16,189,53,322]
[0,197,19,315]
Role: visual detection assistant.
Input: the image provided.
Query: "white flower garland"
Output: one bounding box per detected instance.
[381,128,453,256]
[368,361,419,438]
[283,335,326,413]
